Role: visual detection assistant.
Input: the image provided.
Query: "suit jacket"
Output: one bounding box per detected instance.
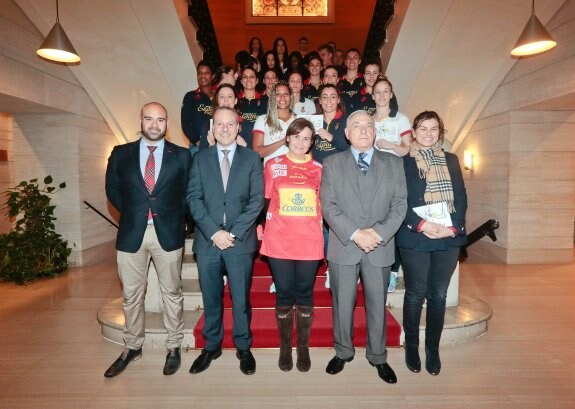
[320,149,407,267]
[396,152,468,250]
[187,145,264,255]
[105,139,192,253]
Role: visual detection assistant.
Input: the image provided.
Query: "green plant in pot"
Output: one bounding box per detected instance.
[0,176,71,285]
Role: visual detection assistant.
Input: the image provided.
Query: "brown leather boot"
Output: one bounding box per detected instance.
[275,306,294,371]
[295,305,314,372]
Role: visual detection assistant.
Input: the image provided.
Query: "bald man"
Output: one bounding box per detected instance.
[105,102,192,377]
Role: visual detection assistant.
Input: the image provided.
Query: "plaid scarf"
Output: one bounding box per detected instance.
[409,141,455,213]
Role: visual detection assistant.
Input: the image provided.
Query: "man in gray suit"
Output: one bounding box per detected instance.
[187,106,264,375]
[320,110,407,384]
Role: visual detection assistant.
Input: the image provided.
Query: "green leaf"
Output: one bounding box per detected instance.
[44,176,53,184]
[59,182,66,189]
[46,187,55,193]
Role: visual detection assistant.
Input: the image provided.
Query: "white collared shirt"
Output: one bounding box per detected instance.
[217,141,237,166]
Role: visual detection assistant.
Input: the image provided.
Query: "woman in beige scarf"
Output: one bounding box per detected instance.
[396,111,468,376]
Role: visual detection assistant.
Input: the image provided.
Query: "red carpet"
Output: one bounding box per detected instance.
[193,256,401,349]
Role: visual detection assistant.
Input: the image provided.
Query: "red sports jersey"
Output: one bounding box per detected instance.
[260,154,324,260]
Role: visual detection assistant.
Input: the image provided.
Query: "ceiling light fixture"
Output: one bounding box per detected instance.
[511,0,556,57]
[36,0,80,63]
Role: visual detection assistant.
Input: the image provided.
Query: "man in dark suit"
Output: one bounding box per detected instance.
[320,110,407,384]
[187,106,264,375]
[104,102,191,378]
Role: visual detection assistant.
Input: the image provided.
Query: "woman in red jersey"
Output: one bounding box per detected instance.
[260,118,323,373]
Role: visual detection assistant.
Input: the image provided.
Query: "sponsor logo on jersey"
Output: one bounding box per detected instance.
[279,188,316,216]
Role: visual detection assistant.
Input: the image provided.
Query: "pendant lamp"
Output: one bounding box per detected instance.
[36,0,80,63]
[511,0,556,57]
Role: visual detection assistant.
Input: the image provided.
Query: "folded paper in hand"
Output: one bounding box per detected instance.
[413,202,452,227]
[297,114,324,132]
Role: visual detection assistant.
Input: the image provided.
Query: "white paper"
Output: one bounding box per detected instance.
[297,114,324,132]
[375,121,401,145]
[412,202,453,227]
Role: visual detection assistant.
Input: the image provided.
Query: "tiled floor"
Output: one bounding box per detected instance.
[1,253,575,408]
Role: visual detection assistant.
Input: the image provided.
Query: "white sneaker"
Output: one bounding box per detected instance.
[269,282,276,293]
[324,269,330,289]
[388,271,398,293]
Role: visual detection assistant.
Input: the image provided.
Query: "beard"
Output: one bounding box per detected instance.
[141,127,166,142]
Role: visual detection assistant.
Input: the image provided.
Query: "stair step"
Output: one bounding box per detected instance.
[182,278,202,310]
[182,253,197,279]
[179,275,406,310]
[192,307,402,349]
[184,238,193,255]
[98,295,492,350]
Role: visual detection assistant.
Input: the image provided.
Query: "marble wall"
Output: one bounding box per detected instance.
[0,0,117,265]
[458,0,575,263]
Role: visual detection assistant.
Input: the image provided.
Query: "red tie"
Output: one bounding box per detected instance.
[145,146,157,220]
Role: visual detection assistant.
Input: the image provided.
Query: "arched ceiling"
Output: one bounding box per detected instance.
[10,0,568,151]
[385,0,567,151]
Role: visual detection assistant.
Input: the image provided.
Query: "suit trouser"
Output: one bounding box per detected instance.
[117,225,184,350]
[399,247,459,351]
[329,254,391,365]
[197,251,254,351]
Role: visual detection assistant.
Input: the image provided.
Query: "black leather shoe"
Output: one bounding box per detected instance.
[405,347,421,373]
[189,349,222,374]
[425,349,441,376]
[163,347,181,375]
[325,356,353,375]
[104,348,142,378]
[371,362,397,384]
[236,349,256,375]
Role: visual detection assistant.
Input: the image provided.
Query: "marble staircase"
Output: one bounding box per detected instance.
[97,238,492,349]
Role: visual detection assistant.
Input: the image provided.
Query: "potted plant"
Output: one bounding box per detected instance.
[0,176,71,284]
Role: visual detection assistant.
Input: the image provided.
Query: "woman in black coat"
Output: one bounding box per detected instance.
[396,111,467,376]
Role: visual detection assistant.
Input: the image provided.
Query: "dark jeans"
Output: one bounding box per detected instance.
[399,247,459,351]
[268,258,320,307]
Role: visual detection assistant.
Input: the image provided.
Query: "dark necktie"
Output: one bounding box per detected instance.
[358,152,369,176]
[145,146,156,220]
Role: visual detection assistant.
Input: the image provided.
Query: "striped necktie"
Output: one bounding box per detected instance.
[358,152,369,176]
[145,146,157,219]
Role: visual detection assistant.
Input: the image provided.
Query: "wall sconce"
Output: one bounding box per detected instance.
[464,150,474,172]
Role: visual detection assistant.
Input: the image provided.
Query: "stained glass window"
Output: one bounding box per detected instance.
[252,0,328,17]
[247,0,333,23]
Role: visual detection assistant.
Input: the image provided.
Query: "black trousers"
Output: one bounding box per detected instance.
[197,251,254,351]
[399,247,459,351]
[268,258,320,307]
